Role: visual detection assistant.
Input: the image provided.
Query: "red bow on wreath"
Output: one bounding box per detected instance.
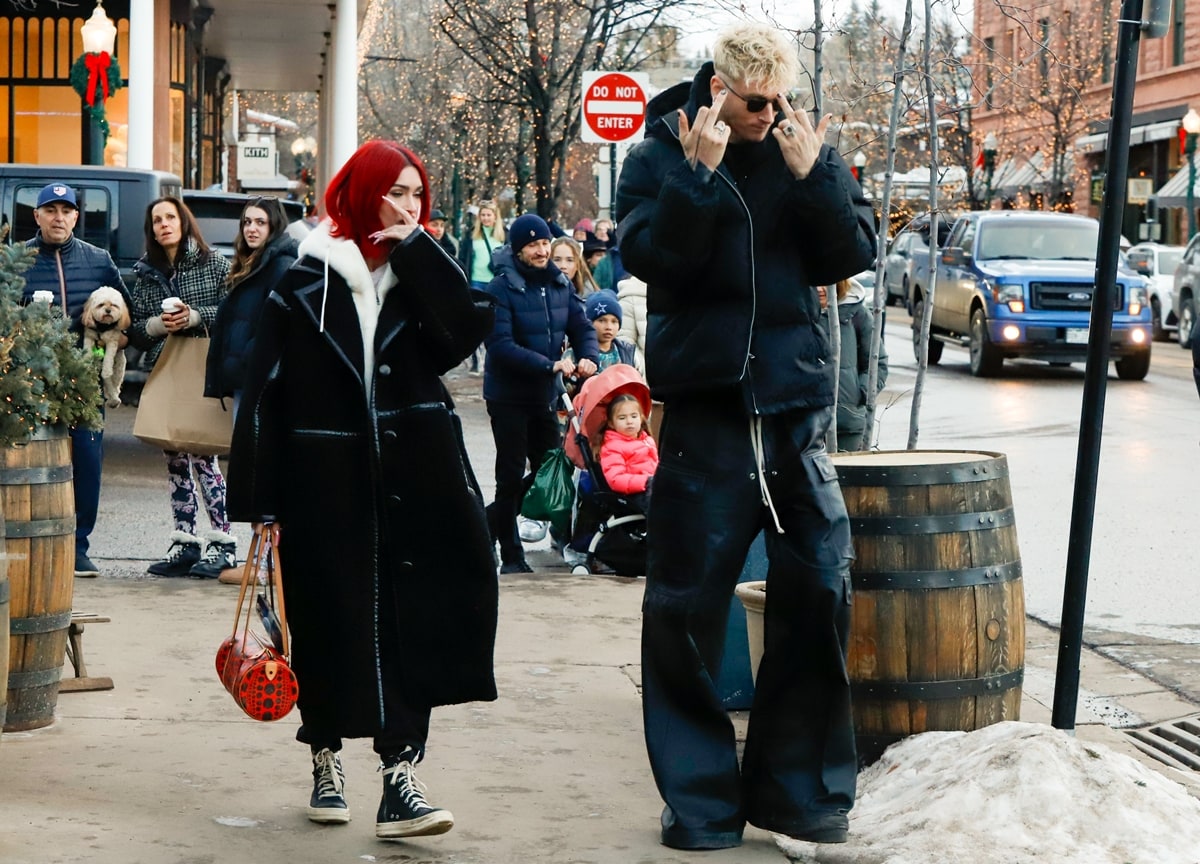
[84,51,112,107]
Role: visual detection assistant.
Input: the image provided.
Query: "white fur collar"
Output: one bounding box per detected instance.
[299,220,399,390]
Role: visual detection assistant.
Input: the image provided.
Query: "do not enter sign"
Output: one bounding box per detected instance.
[582,71,650,144]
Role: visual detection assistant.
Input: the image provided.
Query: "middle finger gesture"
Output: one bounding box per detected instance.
[772,94,831,181]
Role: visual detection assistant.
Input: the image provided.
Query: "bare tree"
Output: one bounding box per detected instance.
[436,0,692,218]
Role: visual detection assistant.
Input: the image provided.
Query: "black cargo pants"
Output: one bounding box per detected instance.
[642,397,856,849]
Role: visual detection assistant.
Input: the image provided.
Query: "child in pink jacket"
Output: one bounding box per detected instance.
[599,393,659,497]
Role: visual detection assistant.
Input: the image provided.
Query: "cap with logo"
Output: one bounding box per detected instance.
[36,183,78,210]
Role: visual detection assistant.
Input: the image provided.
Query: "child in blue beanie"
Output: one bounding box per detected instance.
[585,290,643,376]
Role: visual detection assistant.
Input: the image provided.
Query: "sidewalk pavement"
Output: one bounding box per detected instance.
[1,371,1197,864]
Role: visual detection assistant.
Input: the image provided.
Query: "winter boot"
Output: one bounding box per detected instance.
[376,751,454,839]
[147,531,202,577]
[190,529,237,579]
[307,748,350,824]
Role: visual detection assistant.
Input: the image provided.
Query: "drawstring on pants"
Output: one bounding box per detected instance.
[750,416,785,534]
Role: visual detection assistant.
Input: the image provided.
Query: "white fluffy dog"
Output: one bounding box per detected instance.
[81,286,131,408]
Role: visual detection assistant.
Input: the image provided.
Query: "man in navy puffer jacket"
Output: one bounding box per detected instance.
[22,182,130,579]
[482,213,598,573]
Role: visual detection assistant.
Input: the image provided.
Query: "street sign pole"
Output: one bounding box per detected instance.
[1052,0,1154,732]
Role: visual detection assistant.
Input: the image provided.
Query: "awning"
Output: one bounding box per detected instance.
[1152,153,1200,208]
[993,151,1049,195]
[1073,119,1181,155]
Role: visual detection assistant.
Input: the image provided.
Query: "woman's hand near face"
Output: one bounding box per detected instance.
[371,196,423,245]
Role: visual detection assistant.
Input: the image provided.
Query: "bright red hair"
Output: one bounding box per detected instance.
[324,140,432,259]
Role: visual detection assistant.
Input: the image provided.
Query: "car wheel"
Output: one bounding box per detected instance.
[1179,297,1195,349]
[969,307,1003,377]
[911,297,943,365]
[1115,350,1151,381]
[1151,298,1166,342]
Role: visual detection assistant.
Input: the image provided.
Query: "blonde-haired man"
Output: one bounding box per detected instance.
[616,21,876,851]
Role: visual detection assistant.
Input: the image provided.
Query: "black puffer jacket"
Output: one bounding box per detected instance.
[615,62,877,413]
[22,232,128,331]
[205,234,299,398]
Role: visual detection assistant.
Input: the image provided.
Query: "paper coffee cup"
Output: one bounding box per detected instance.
[32,290,55,304]
[162,297,183,312]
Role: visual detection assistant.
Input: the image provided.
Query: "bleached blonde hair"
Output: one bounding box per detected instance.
[713,23,801,91]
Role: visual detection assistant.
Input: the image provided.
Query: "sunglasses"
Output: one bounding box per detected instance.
[717,76,780,114]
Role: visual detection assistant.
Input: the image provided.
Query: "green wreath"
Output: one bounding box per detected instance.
[69,52,125,140]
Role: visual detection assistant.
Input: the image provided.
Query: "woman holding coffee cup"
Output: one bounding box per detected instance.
[128,195,235,579]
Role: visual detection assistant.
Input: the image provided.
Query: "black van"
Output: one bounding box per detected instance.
[0,164,183,285]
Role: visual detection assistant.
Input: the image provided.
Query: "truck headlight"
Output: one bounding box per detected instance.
[1128,285,1147,316]
[992,283,1025,313]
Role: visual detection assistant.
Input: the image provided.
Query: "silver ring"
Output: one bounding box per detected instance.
[714,121,727,132]
[783,124,796,137]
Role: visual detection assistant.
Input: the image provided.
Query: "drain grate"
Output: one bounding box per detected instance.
[1125,715,1200,772]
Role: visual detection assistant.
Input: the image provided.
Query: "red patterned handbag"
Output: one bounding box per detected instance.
[216,523,299,721]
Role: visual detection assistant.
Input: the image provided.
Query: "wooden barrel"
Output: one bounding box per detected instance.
[833,450,1025,766]
[0,505,9,739]
[2,425,75,732]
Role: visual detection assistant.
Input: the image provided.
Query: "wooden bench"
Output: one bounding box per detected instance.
[60,611,114,693]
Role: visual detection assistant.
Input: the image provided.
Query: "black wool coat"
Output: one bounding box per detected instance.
[227,223,498,737]
[205,233,299,398]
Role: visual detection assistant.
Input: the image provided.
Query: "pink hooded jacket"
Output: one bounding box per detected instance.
[599,428,659,494]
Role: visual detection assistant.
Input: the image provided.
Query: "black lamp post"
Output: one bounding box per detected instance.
[982,131,998,207]
[1184,108,1200,240]
[79,2,117,166]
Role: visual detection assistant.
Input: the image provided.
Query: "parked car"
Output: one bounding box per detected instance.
[181,190,307,259]
[882,229,929,307]
[1125,242,1183,341]
[1172,234,1200,349]
[912,211,1152,380]
[0,163,182,285]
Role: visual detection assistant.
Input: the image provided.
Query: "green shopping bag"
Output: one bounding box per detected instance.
[521,448,575,537]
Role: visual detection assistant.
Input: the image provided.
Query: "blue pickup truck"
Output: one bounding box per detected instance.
[910,211,1152,379]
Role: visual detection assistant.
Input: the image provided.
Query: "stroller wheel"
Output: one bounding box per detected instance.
[571,564,590,576]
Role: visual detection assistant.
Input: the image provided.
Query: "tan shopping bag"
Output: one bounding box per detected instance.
[132,334,232,455]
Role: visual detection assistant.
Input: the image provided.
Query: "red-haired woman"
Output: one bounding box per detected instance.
[227,140,497,841]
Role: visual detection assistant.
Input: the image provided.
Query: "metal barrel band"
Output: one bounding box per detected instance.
[0,465,73,485]
[9,610,73,634]
[851,668,1024,701]
[7,666,63,689]
[850,506,1015,536]
[4,516,77,538]
[851,559,1023,591]
[835,453,1008,486]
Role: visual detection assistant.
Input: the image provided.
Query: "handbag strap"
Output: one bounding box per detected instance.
[267,527,289,657]
[227,524,288,659]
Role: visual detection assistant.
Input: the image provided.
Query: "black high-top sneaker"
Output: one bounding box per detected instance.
[190,529,237,579]
[376,752,454,838]
[147,531,202,577]
[307,748,350,824]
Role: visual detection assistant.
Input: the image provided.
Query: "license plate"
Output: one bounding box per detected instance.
[1065,328,1089,344]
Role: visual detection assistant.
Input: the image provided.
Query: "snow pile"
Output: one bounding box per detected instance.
[778,721,1200,864]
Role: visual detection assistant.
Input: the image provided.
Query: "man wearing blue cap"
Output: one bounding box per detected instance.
[482,212,599,573]
[22,182,129,579]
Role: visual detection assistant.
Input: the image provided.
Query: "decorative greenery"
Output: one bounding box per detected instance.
[69,52,124,141]
[0,241,102,446]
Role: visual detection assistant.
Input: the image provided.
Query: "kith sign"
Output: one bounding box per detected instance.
[581,71,649,144]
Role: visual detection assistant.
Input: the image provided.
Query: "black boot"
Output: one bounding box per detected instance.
[376,751,454,839]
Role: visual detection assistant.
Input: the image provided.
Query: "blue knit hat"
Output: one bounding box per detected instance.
[585,290,622,325]
[509,213,552,254]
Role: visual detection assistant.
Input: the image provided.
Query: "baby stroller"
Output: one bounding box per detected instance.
[560,364,650,577]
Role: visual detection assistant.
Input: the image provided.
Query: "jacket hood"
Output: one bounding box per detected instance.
[232,232,299,286]
[617,276,646,298]
[645,61,716,135]
[844,278,871,305]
